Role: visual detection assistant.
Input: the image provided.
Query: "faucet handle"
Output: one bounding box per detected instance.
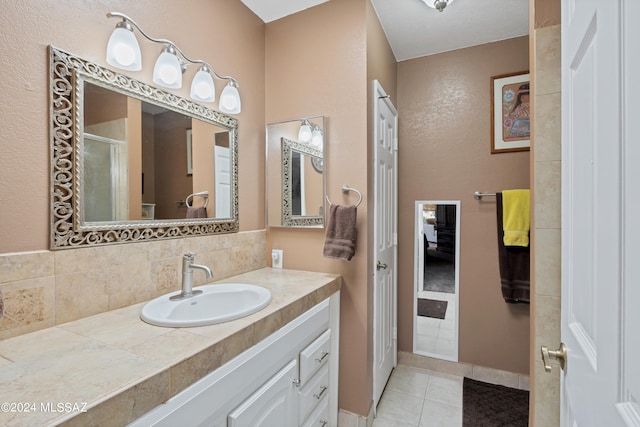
[183,252,196,261]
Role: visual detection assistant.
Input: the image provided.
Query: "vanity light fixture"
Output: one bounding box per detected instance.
[191,65,216,102]
[219,81,241,114]
[422,0,454,12]
[311,124,323,149]
[105,12,241,113]
[106,19,142,70]
[298,119,313,143]
[153,45,183,89]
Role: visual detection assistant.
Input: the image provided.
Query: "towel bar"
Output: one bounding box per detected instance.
[326,185,362,208]
[474,191,496,200]
[186,190,209,208]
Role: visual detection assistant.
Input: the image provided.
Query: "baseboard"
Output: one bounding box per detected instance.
[398,351,530,391]
[338,405,374,427]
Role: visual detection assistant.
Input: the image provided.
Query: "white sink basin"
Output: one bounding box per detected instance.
[140,283,272,327]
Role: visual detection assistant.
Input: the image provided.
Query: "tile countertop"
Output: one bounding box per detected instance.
[0,268,341,427]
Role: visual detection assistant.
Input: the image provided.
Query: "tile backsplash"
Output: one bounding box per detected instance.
[0,230,266,340]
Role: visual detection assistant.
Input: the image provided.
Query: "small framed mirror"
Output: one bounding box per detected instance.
[266,117,326,228]
[413,200,460,362]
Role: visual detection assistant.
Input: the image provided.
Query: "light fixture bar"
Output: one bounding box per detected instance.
[106,12,240,111]
[107,12,237,84]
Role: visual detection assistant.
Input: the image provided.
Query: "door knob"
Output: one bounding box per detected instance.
[376,261,388,270]
[541,342,567,372]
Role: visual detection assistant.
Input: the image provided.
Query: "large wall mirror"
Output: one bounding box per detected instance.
[413,201,460,362]
[50,46,238,249]
[266,117,325,228]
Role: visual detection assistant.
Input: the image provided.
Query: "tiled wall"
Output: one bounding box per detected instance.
[0,230,267,340]
[531,24,562,426]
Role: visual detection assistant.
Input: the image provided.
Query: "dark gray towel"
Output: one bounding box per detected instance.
[323,204,357,261]
[496,192,530,303]
[186,206,207,218]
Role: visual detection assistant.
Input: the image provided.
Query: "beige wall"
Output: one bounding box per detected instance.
[142,112,156,205]
[127,98,143,220]
[265,0,396,418]
[397,37,531,375]
[530,0,562,424]
[154,111,193,219]
[0,0,265,253]
[192,120,221,217]
[265,0,371,416]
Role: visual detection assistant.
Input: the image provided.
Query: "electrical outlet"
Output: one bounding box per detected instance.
[271,249,283,269]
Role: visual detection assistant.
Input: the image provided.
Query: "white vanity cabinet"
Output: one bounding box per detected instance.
[129,292,339,427]
[228,359,298,427]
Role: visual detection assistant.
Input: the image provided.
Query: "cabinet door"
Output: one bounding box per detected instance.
[228,359,298,427]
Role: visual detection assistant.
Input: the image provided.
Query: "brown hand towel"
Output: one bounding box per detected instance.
[323,204,357,261]
[186,206,207,218]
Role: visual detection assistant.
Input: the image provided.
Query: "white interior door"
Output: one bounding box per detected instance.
[373,80,398,410]
[561,0,640,424]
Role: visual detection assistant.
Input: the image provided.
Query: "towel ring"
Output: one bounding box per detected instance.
[326,185,362,208]
[185,190,209,208]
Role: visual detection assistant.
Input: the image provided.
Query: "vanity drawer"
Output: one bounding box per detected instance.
[299,365,329,424]
[299,329,331,383]
[301,396,329,427]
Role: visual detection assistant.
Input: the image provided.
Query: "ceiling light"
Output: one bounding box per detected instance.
[422,0,454,12]
[106,12,241,114]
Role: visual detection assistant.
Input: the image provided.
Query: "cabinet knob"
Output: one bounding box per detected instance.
[292,378,301,387]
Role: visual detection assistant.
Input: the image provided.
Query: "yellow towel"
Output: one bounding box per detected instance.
[502,189,530,247]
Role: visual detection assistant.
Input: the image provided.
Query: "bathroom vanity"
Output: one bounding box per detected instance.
[131,291,338,426]
[0,268,341,427]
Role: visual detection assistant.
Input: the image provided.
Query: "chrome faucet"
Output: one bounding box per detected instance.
[170,252,213,301]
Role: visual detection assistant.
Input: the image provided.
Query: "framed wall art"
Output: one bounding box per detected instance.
[491,71,530,153]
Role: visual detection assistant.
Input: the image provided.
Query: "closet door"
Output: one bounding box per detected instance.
[228,360,298,427]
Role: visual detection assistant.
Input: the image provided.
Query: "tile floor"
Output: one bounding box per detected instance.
[373,364,463,427]
[415,290,456,357]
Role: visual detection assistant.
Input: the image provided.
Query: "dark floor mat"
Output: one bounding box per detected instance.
[463,377,529,426]
[417,298,448,319]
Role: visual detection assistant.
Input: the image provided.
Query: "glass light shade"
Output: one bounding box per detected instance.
[219,81,241,114]
[106,25,142,71]
[311,125,323,148]
[422,0,454,10]
[190,66,215,102]
[298,120,312,143]
[153,47,182,89]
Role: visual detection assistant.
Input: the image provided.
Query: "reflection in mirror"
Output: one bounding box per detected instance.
[50,46,238,249]
[413,201,460,362]
[82,82,232,222]
[266,117,325,228]
[281,138,323,226]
